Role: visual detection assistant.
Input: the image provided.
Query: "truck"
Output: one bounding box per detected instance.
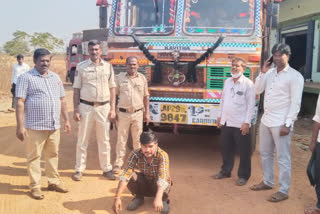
[65,29,110,84]
[95,0,280,149]
[65,32,83,84]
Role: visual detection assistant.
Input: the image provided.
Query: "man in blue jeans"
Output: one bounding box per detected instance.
[251,43,304,202]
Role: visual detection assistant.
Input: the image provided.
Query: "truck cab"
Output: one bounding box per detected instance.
[66,32,83,84]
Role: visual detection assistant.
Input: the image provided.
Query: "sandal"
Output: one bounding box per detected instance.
[250,181,272,191]
[267,191,288,202]
[305,207,320,214]
[30,188,44,200]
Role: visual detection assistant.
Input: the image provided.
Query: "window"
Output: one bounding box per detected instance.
[114,0,177,35]
[183,0,255,36]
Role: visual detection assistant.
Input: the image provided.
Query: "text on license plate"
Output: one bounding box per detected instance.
[160,104,188,124]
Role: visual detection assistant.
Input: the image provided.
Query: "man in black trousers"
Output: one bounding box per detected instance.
[214,57,255,186]
[305,93,320,214]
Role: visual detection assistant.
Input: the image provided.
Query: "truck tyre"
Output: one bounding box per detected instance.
[70,68,76,85]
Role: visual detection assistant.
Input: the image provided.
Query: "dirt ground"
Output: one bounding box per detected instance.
[0,84,317,214]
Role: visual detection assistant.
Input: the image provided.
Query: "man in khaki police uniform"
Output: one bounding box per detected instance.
[72,40,116,181]
[113,56,150,174]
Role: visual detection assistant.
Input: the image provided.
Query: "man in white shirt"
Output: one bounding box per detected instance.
[251,44,304,202]
[213,57,255,186]
[305,94,320,214]
[10,54,30,111]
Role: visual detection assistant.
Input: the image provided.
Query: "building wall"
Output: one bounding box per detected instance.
[268,0,320,114]
[279,0,320,23]
[276,0,320,82]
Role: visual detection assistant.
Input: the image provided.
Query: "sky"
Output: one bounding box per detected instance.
[0,0,100,49]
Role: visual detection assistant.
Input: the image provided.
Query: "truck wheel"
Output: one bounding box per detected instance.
[70,68,76,85]
[250,123,258,155]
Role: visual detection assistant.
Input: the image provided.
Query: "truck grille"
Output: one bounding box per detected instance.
[206,67,250,89]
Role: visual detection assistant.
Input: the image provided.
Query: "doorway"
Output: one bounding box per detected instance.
[283,32,307,77]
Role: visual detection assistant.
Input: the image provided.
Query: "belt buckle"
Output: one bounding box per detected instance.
[93,102,99,107]
[128,108,134,113]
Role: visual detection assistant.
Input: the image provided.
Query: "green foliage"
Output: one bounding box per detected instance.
[3,38,30,56]
[13,31,29,40]
[3,31,64,56]
[30,32,64,52]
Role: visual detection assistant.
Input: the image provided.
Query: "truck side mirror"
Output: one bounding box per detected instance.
[266,2,280,29]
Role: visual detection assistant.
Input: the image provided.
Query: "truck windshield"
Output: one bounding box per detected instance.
[114,0,177,35]
[183,0,255,36]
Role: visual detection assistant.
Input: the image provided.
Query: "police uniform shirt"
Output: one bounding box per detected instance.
[116,72,149,111]
[73,58,116,102]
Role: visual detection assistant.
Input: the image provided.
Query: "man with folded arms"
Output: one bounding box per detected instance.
[72,40,116,181]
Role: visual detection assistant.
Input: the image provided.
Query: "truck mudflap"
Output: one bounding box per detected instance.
[149,102,219,126]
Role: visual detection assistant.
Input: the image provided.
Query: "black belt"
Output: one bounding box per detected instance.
[80,99,109,106]
[119,108,143,113]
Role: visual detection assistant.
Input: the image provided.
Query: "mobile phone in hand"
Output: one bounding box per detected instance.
[267,56,273,66]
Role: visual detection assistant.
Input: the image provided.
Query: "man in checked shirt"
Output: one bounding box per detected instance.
[112,131,171,214]
[15,48,71,200]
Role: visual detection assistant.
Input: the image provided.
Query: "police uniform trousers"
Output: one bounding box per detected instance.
[114,110,143,168]
[75,102,112,172]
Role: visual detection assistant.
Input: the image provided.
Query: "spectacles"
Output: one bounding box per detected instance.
[231,87,235,98]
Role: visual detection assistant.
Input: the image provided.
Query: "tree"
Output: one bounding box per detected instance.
[12,30,29,41]
[3,31,30,56]
[30,32,64,52]
[3,31,64,56]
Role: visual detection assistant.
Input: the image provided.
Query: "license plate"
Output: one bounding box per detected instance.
[160,104,188,124]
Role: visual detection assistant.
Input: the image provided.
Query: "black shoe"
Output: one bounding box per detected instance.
[236,178,248,186]
[102,171,116,180]
[127,197,144,211]
[72,172,82,181]
[161,200,170,214]
[213,171,231,179]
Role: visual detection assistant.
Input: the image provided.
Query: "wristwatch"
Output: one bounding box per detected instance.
[285,123,291,128]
